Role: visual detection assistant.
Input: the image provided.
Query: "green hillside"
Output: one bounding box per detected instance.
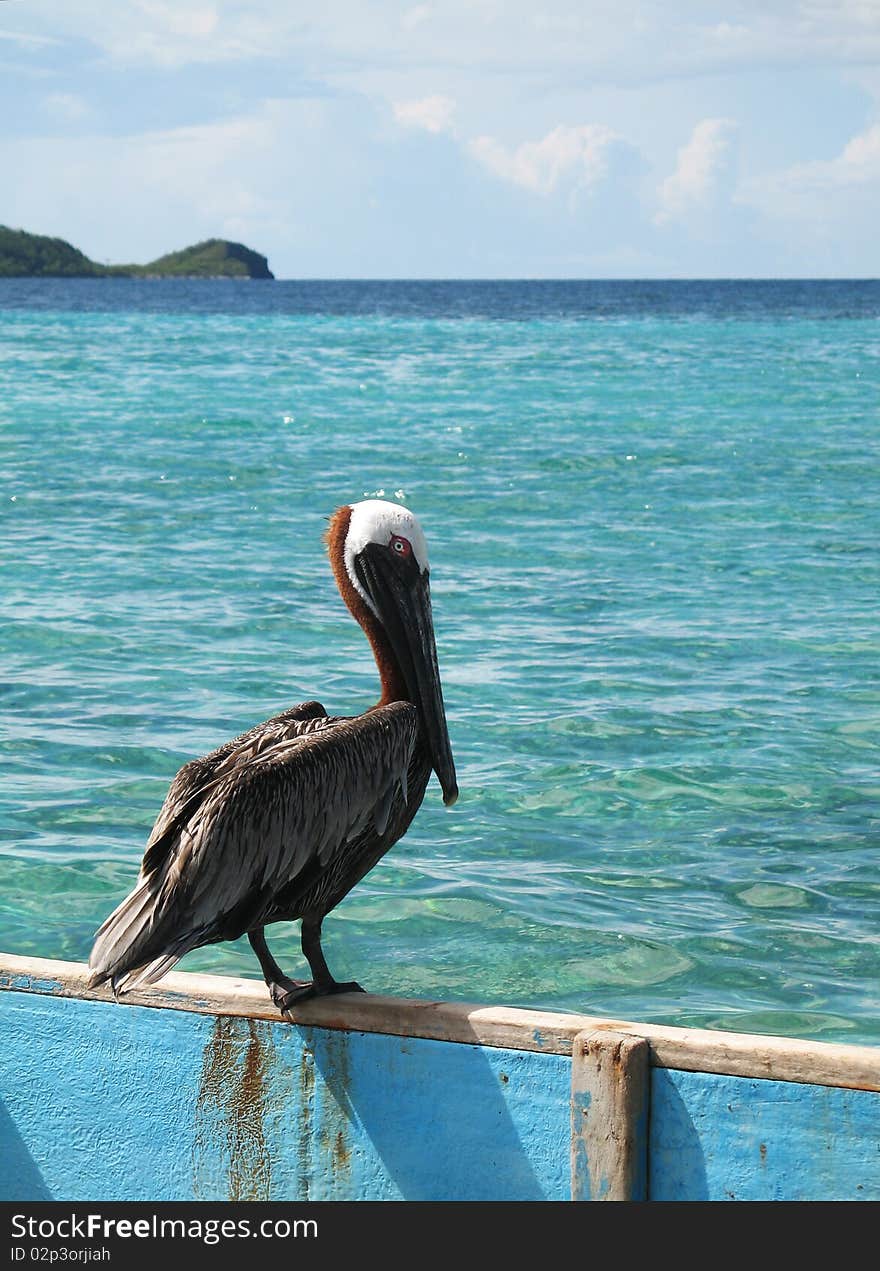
[0,226,102,277]
[0,227,274,278]
[122,239,274,278]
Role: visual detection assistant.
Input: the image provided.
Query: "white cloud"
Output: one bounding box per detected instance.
[0,27,59,48]
[823,121,880,182]
[34,2,880,77]
[655,118,736,224]
[43,92,93,122]
[468,124,620,195]
[738,121,880,227]
[401,5,433,31]
[26,0,285,68]
[393,95,456,135]
[136,2,219,39]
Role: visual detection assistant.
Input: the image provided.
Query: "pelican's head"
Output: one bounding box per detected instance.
[328,500,458,807]
[344,500,430,600]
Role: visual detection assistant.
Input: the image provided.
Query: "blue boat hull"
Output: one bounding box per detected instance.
[2,955,878,1202]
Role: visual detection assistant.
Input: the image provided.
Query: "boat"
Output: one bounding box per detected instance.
[1,952,878,1201]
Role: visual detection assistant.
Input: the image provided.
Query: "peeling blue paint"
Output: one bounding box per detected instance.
[0,974,64,994]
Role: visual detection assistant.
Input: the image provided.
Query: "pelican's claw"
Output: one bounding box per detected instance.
[275,979,366,1019]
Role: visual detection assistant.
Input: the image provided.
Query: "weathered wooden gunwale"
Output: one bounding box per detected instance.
[3,952,878,1093]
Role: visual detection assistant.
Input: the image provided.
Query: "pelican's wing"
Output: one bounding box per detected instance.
[140,700,330,873]
[88,701,417,989]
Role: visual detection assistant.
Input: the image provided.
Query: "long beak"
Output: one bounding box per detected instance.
[357,551,458,806]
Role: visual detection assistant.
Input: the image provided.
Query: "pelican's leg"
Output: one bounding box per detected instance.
[301,914,365,998]
[262,915,365,1016]
[248,928,309,1011]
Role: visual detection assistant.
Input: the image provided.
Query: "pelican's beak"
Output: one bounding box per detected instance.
[355,547,458,806]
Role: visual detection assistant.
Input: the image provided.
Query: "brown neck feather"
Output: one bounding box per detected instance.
[325,505,408,706]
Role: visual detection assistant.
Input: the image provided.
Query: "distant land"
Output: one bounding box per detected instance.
[0,227,274,278]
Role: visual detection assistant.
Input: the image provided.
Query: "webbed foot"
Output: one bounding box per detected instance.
[269,978,310,1011]
[274,978,366,1020]
[325,980,365,997]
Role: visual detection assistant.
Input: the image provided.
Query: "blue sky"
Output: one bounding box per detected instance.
[2,0,879,277]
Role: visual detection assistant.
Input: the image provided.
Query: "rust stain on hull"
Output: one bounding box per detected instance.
[297,1045,315,1198]
[333,1128,351,1173]
[193,1017,358,1200]
[194,1015,273,1200]
[318,1030,355,1189]
[305,1026,356,1193]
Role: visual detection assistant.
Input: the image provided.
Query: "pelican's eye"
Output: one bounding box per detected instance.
[389,534,412,558]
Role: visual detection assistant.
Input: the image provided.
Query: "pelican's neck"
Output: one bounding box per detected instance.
[326,505,408,707]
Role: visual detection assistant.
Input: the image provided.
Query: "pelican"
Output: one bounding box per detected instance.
[88,499,457,1017]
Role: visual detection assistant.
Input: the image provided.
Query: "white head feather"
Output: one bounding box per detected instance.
[344,500,429,610]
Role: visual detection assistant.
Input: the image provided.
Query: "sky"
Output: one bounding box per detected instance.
[1,0,879,278]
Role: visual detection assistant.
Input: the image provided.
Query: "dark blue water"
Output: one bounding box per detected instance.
[3,277,880,318]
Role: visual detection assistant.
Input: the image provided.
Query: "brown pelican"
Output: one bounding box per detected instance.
[88,499,457,1017]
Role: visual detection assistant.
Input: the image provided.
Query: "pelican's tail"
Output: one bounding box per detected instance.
[87,876,183,993]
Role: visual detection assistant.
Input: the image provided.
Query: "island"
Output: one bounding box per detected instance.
[0,227,274,279]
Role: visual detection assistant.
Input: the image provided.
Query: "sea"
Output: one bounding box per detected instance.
[1,278,878,1046]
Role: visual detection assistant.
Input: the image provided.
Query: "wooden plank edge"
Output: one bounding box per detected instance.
[571,1031,650,1201]
[2,952,879,1092]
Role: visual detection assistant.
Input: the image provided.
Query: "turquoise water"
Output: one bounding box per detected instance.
[2,279,878,1044]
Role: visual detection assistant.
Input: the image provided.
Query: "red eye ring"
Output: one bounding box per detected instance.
[389,534,412,558]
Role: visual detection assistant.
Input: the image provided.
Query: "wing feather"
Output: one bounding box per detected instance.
[140,700,331,876]
[182,702,417,912]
